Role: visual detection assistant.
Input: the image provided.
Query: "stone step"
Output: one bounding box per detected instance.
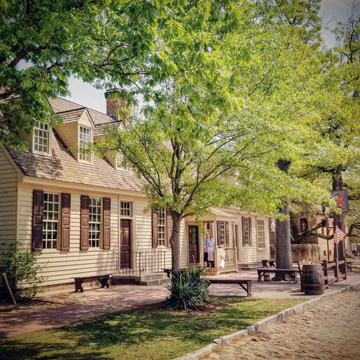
[139,278,171,286]
[112,272,170,286]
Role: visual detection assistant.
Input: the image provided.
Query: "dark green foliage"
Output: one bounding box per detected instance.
[0,243,44,300]
[164,266,210,310]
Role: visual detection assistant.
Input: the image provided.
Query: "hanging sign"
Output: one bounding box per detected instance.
[331,190,349,212]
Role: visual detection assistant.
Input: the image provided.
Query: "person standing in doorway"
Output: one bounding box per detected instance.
[204,234,215,267]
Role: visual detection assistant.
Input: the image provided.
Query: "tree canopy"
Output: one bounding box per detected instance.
[95,0,352,269]
[0,0,176,146]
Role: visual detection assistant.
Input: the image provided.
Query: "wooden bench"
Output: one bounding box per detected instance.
[257,268,299,283]
[73,275,111,292]
[207,279,253,297]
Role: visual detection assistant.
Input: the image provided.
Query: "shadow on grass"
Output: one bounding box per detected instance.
[0,298,300,360]
[0,339,107,360]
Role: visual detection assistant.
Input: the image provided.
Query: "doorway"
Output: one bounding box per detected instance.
[120,219,131,269]
[188,225,199,264]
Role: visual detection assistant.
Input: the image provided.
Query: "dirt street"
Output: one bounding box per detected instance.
[202,287,360,360]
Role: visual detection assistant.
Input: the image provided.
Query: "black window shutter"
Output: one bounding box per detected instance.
[166,211,172,247]
[152,212,158,247]
[248,217,252,246]
[60,193,71,251]
[241,217,245,246]
[225,222,229,246]
[32,190,44,252]
[80,195,89,251]
[103,197,111,250]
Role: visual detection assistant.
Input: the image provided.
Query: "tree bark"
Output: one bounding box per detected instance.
[332,166,345,263]
[170,212,182,271]
[274,159,293,280]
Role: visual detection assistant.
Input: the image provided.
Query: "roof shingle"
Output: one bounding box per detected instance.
[7,130,144,193]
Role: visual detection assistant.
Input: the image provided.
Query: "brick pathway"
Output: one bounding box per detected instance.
[201,287,360,360]
[1,268,360,340]
[0,285,169,339]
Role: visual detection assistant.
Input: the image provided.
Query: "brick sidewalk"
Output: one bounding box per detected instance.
[1,269,360,339]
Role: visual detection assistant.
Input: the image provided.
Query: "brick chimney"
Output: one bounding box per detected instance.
[104,89,131,127]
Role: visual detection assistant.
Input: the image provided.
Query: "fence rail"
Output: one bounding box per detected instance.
[224,248,236,267]
[118,250,171,277]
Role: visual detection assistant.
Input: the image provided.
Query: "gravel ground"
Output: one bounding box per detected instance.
[201,287,360,360]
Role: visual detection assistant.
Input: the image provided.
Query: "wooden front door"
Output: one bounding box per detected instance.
[120,219,131,269]
[188,225,199,264]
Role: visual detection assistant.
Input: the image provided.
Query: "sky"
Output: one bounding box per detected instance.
[64,0,360,114]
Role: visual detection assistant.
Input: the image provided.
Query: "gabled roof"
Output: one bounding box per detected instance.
[210,208,238,218]
[47,97,119,127]
[56,108,87,124]
[6,130,144,192]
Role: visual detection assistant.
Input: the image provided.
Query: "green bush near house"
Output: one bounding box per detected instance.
[164,265,210,310]
[0,243,44,300]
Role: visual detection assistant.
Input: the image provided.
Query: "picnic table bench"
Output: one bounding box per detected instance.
[257,268,299,283]
[207,279,253,297]
[73,274,111,292]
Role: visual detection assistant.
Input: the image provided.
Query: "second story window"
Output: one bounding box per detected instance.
[34,121,49,154]
[79,127,91,162]
[116,153,123,168]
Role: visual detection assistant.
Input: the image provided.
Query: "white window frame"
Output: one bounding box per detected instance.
[218,221,226,246]
[257,219,266,249]
[89,197,101,248]
[79,126,91,163]
[157,209,166,247]
[33,121,50,154]
[120,201,132,217]
[42,193,59,250]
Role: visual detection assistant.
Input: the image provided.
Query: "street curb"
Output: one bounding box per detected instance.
[172,281,360,360]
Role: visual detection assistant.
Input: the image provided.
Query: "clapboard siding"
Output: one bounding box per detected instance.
[237,215,270,264]
[0,147,18,251]
[18,184,124,285]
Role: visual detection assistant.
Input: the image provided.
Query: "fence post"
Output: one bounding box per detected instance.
[335,258,339,282]
[322,260,328,287]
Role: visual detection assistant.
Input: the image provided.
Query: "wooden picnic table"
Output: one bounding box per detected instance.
[257,268,299,283]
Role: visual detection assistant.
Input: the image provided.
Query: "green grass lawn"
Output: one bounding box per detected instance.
[0,297,305,360]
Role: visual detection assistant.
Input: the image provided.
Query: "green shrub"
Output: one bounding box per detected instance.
[164,265,210,310]
[0,243,45,300]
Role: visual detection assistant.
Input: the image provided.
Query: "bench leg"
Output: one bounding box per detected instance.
[98,277,110,288]
[239,281,252,297]
[75,279,84,292]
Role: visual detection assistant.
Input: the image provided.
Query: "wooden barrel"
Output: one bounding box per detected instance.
[303,264,324,295]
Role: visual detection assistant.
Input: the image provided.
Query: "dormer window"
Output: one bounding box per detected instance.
[34,121,49,154]
[116,152,128,170]
[116,153,122,168]
[79,126,91,162]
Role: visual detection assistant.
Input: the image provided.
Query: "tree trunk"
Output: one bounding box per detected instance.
[170,213,182,271]
[332,166,345,263]
[274,159,293,280]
